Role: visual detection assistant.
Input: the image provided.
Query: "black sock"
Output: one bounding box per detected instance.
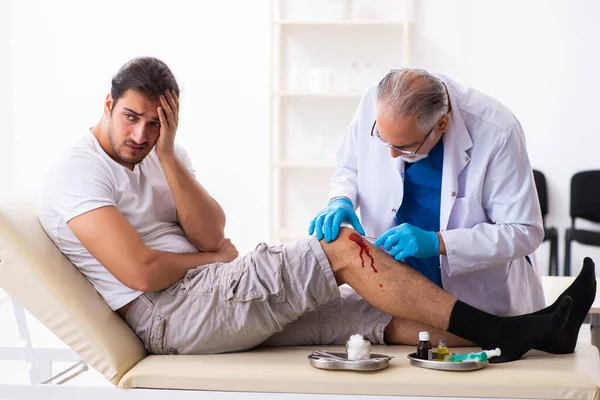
[533,257,597,354]
[447,296,572,363]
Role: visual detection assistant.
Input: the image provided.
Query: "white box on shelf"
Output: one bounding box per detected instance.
[307,67,333,93]
[307,68,323,93]
[287,63,300,92]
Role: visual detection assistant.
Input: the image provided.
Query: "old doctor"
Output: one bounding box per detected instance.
[309,68,545,316]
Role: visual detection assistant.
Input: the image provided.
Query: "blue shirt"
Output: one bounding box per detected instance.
[395,139,444,287]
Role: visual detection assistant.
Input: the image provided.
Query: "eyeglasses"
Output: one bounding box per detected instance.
[370,121,436,156]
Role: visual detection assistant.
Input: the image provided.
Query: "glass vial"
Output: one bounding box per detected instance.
[437,339,448,361]
[417,331,432,360]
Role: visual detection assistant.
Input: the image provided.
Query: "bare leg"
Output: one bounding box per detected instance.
[321,227,455,330]
[385,317,472,346]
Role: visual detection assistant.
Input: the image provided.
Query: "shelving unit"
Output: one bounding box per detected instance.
[275,161,337,169]
[269,0,412,244]
[277,91,363,98]
[277,20,407,26]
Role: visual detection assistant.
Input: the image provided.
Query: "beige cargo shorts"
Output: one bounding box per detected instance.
[124,238,392,355]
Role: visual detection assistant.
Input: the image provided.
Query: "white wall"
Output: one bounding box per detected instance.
[412,0,600,275]
[6,0,271,253]
[4,0,600,272]
[0,0,12,190]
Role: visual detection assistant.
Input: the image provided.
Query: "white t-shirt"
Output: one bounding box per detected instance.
[39,131,199,310]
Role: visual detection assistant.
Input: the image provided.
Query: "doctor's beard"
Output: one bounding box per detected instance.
[400,153,428,163]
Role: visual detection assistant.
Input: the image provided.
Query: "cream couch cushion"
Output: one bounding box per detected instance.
[0,193,146,385]
[121,345,600,399]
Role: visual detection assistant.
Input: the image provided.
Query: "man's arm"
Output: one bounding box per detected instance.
[155,90,226,251]
[68,206,237,292]
[161,154,226,251]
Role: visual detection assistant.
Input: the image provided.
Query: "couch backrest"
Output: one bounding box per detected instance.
[0,193,146,385]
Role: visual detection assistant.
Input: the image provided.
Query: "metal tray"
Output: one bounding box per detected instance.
[308,351,392,371]
[407,352,487,371]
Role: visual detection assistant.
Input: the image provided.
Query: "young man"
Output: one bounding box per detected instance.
[39,57,595,362]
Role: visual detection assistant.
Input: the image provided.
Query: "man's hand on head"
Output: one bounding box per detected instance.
[155,87,227,252]
[156,89,179,160]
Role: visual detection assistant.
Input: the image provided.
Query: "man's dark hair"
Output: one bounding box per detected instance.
[110,57,180,111]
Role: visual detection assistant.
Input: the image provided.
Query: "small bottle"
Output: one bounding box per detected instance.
[349,62,361,92]
[437,339,448,361]
[287,63,299,92]
[416,331,432,360]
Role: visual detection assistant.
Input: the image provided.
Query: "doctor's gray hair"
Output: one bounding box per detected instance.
[376,68,448,133]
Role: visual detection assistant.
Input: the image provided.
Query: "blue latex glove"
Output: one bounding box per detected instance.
[374,223,439,261]
[308,198,365,243]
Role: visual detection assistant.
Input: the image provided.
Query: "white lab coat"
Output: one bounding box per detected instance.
[329,74,545,316]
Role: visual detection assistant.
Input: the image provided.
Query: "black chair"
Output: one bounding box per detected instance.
[533,170,559,276]
[564,170,600,276]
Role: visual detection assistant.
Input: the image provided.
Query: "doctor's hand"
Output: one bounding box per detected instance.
[374,223,439,261]
[308,198,365,243]
[156,89,179,160]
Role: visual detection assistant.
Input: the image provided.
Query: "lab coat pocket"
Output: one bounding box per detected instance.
[482,264,512,316]
[447,196,488,229]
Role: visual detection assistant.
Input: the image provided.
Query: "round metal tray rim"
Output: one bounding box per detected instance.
[308,352,391,371]
[406,352,487,371]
